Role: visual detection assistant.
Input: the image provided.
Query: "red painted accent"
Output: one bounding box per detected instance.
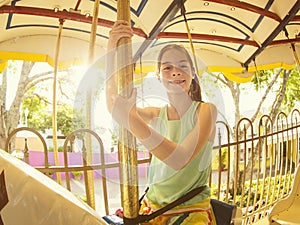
[158,32,259,47]
[0,5,147,38]
[205,0,281,22]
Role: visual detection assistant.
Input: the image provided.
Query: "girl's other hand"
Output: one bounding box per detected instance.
[111,88,137,131]
[108,20,133,51]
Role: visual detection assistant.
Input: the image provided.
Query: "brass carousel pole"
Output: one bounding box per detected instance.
[83,0,101,210]
[117,0,139,223]
[52,18,65,185]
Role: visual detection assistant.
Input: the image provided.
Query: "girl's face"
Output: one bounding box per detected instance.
[159,48,194,94]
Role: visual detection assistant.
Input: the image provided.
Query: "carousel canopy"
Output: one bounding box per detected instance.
[1,0,300,82]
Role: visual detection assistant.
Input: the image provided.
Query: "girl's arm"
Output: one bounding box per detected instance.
[106,20,133,113]
[114,94,217,170]
[106,21,158,124]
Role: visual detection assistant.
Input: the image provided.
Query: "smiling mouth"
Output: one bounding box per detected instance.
[169,80,186,85]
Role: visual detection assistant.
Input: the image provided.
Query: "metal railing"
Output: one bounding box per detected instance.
[5,109,300,224]
[211,109,300,224]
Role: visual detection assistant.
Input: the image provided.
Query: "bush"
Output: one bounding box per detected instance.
[210,173,295,208]
[48,146,71,152]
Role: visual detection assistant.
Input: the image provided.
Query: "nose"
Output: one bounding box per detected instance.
[172,66,181,76]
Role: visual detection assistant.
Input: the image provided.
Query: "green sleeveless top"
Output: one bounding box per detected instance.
[146,101,213,206]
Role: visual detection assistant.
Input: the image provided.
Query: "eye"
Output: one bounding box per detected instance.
[162,64,172,71]
[179,63,189,70]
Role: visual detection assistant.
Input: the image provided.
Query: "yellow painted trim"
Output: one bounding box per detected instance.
[1,51,298,82]
[0,60,8,72]
[207,61,296,83]
[223,72,253,83]
[0,51,49,62]
[249,63,295,71]
[207,62,295,74]
[134,65,156,74]
[0,51,85,70]
[208,66,245,73]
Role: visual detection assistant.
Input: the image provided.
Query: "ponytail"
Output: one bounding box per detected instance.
[189,75,202,102]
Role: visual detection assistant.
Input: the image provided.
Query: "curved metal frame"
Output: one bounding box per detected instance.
[5,127,49,167]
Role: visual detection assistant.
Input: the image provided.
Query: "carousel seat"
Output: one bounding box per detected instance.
[268,164,300,225]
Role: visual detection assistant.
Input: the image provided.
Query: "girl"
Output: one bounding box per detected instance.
[106,20,217,225]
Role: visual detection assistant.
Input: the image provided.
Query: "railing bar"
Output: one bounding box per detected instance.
[226,144,231,202]
[282,118,289,197]
[213,123,300,149]
[63,134,72,191]
[264,129,272,217]
[217,147,222,199]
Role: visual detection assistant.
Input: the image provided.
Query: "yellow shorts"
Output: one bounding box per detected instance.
[140,198,216,225]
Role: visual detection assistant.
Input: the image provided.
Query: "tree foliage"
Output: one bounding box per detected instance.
[22,98,85,136]
[0,60,85,150]
[252,67,300,113]
[207,66,300,191]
